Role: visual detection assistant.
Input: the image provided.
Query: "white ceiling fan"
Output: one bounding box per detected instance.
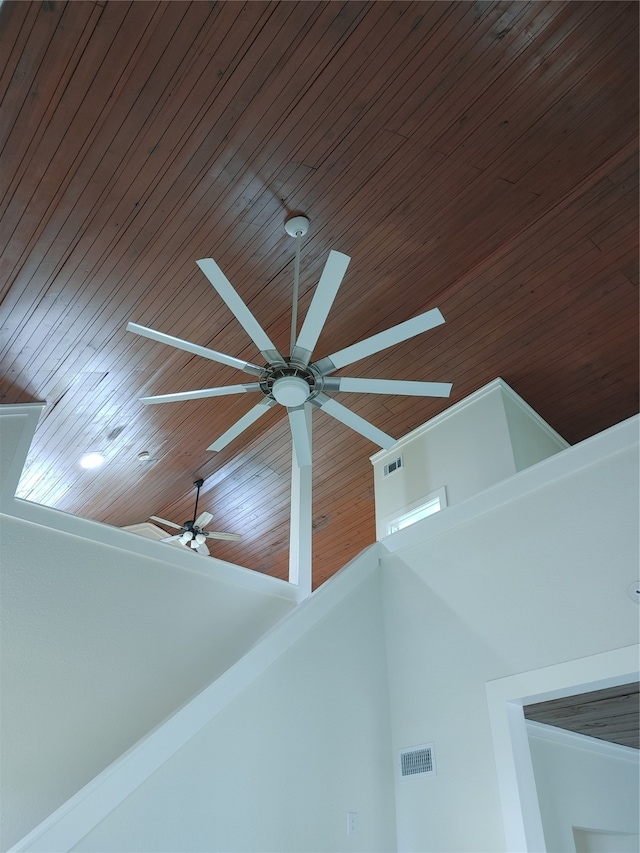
[150,478,241,556]
[127,216,452,469]
[128,216,451,594]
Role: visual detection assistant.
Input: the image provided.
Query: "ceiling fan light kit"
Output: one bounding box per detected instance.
[150,478,242,555]
[272,376,310,407]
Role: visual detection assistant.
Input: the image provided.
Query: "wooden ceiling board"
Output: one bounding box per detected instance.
[1,0,637,587]
[525,684,640,750]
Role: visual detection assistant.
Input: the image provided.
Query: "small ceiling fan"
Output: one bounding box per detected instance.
[127,215,452,467]
[150,478,241,556]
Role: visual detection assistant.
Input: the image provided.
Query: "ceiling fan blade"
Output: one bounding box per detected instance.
[291,250,350,365]
[311,392,395,449]
[203,531,243,541]
[195,511,213,528]
[127,323,262,376]
[287,405,312,468]
[150,515,182,530]
[315,308,445,374]
[139,383,261,405]
[207,398,276,452]
[196,542,210,556]
[196,258,284,365]
[160,534,183,543]
[326,377,452,397]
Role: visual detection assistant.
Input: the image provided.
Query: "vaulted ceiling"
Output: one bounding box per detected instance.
[2,1,637,587]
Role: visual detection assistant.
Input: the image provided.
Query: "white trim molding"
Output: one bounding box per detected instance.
[370,377,569,463]
[486,645,640,853]
[0,403,297,602]
[525,719,639,763]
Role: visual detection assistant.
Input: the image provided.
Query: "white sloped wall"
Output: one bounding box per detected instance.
[5,405,637,853]
[0,512,297,851]
[0,404,298,851]
[67,569,397,853]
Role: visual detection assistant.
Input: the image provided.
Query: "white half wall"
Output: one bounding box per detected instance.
[370,379,568,539]
[0,513,296,851]
[0,406,297,850]
[380,417,639,852]
[66,569,397,853]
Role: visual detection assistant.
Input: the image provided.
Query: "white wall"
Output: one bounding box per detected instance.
[68,570,397,853]
[4,404,637,853]
[0,512,295,851]
[380,421,639,851]
[528,724,639,853]
[501,390,568,471]
[372,383,514,536]
[371,380,568,539]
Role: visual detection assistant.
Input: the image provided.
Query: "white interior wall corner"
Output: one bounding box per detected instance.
[13,548,394,853]
[0,404,45,510]
[379,417,639,852]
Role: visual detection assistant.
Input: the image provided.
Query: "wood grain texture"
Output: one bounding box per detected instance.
[1,0,637,589]
[525,684,639,750]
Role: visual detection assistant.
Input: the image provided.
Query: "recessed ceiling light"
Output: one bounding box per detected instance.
[137,451,151,461]
[79,452,105,469]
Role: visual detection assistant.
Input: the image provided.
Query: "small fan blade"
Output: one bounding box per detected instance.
[127,323,262,376]
[197,259,284,365]
[195,511,213,528]
[292,250,350,365]
[140,383,261,405]
[311,393,395,449]
[203,531,243,541]
[150,516,182,530]
[287,405,312,468]
[316,308,445,374]
[327,377,452,397]
[160,534,183,543]
[196,542,210,556]
[207,399,276,452]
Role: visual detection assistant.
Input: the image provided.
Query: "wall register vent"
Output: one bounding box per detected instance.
[398,743,436,779]
[383,456,403,476]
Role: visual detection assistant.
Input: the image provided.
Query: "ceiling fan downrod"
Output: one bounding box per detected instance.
[189,477,204,527]
[285,215,310,356]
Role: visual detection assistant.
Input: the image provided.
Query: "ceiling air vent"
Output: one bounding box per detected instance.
[398,743,436,779]
[383,455,403,476]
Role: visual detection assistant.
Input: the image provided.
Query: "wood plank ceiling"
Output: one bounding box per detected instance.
[1,1,638,588]
[525,683,640,750]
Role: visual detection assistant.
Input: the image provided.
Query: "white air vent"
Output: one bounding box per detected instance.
[398,743,436,779]
[383,455,403,476]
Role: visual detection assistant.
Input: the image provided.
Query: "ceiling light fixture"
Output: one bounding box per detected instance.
[79,452,105,469]
[149,478,242,554]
